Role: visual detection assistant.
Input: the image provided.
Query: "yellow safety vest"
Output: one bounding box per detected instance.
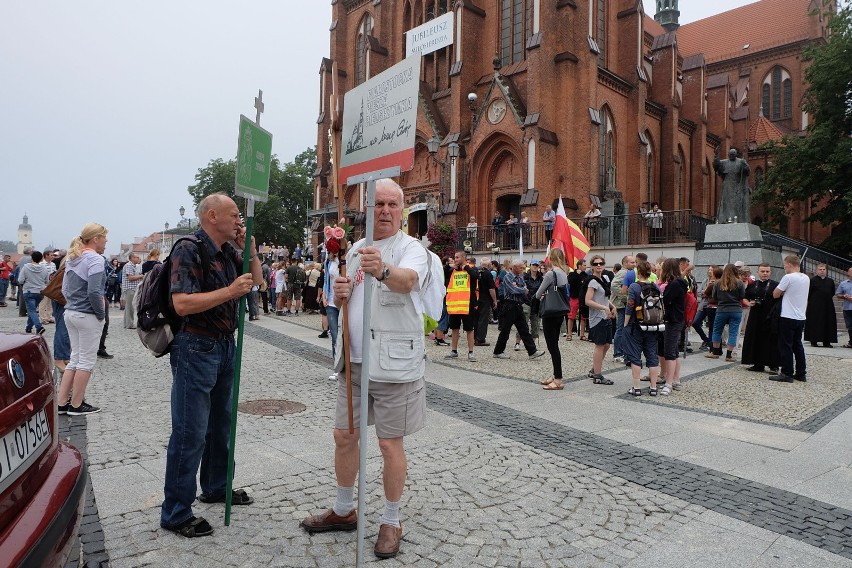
[446,269,474,315]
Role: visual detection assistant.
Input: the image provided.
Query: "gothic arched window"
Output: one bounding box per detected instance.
[761,66,792,120]
[598,106,616,194]
[355,13,373,86]
[500,0,531,66]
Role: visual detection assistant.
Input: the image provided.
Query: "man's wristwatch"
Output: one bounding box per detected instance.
[378,264,391,282]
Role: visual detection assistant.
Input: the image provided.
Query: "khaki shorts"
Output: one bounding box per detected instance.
[334,363,426,439]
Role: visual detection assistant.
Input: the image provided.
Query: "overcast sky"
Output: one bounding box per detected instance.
[0,0,754,256]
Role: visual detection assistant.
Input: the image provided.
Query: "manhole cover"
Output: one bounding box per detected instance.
[238,399,306,416]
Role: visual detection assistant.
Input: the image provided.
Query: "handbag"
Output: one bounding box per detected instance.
[41,266,66,306]
[539,283,570,318]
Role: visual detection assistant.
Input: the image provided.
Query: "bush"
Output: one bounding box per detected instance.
[426,222,458,259]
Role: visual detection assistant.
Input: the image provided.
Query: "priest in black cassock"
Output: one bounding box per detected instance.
[741,264,780,372]
[805,264,838,347]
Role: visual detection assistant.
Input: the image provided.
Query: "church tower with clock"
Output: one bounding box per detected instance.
[17,214,33,254]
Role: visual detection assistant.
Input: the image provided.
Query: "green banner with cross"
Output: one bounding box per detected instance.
[234,114,272,202]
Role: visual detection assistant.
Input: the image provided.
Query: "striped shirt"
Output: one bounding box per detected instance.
[122,261,142,291]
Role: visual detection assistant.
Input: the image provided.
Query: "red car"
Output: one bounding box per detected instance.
[0,332,86,567]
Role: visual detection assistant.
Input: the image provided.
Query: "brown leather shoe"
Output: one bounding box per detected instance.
[374,522,403,559]
[300,508,357,533]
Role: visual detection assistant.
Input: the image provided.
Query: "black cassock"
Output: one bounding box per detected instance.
[804,276,838,344]
[741,279,780,368]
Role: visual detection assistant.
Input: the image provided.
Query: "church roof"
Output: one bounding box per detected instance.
[677,0,815,64]
[643,15,666,38]
[748,115,786,145]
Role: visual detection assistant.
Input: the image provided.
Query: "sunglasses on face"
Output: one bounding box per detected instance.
[591,262,605,266]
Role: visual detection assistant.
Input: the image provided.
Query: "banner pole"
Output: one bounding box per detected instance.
[354,178,376,568]
[225,197,253,526]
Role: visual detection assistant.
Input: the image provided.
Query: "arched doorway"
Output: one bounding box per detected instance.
[469,133,525,243]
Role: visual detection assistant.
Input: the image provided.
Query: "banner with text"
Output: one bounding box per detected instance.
[339,55,421,183]
[406,11,454,57]
[234,115,272,202]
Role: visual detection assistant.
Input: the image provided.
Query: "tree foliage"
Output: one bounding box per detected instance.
[0,240,16,254]
[753,3,852,255]
[187,146,316,248]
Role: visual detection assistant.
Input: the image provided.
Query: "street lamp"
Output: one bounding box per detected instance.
[163,222,169,250]
[426,137,460,215]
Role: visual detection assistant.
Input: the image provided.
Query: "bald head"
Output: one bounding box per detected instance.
[197,193,242,246]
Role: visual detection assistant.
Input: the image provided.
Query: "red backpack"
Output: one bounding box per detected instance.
[683,282,699,326]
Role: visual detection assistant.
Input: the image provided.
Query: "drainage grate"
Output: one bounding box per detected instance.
[238,399,306,416]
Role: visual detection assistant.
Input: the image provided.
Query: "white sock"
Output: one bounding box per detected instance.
[332,486,354,516]
[380,499,400,527]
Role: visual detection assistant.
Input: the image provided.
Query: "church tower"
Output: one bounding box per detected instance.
[655,0,680,32]
[17,214,32,254]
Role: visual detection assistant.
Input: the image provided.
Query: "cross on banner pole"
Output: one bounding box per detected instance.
[225,90,264,526]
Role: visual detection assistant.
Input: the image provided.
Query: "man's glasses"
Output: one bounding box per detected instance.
[591,262,605,266]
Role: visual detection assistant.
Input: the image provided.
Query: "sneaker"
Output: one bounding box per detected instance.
[660,385,672,396]
[613,356,624,363]
[493,352,511,359]
[328,373,338,381]
[67,402,101,416]
[514,342,521,351]
[57,402,70,415]
[435,339,450,346]
[36,327,46,335]
[97,350,114,359]
[318,331,329,338]
[529,350,545,360]
[467,352,477,362]
[294,311,300,317]
[769,373,794,383]
[444,351,459,359]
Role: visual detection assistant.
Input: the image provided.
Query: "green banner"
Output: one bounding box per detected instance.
[235,115,272,202]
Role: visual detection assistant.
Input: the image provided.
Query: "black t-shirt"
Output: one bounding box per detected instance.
[663,277,688,324]
[477,267,495,303]
[568,270,586,299]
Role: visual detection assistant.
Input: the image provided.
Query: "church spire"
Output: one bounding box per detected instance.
[655,0,680,32]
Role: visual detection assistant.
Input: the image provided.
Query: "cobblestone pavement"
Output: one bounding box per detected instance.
[2,304,851,567]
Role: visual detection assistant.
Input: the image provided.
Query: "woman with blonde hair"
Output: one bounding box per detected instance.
[706,263,745,362]
[536,248,570,390]
[142,248,161,274]
[57,223,109,416]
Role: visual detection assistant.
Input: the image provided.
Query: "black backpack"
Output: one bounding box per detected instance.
[294,265,307,286]
[635,282,665,331]
[135,237,210,357]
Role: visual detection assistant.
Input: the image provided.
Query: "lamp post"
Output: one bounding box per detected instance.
[179,206,186,228]
[426,137,460,217]
[163,222,169,251]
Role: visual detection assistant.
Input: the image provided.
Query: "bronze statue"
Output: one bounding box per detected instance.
[713,148,751,224]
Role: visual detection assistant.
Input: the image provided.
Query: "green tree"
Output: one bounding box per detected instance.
[187,146,316,248]
[753,3,852,255]
[0,240,16,254]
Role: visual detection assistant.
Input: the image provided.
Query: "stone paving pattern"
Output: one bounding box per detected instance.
[2,305,852,567]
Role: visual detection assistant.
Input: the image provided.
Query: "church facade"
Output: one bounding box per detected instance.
[313,0,833,246]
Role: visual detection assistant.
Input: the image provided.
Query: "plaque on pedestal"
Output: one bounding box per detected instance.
[694,223,784,283]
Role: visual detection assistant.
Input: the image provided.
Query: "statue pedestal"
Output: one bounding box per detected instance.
[694,223,785,282]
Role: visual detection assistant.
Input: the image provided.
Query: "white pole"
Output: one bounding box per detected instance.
[355,178,376,567]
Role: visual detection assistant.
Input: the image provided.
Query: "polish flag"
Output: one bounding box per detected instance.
[548,197,590,268]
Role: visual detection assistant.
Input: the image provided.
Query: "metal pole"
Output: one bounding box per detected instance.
[225,198,254,526]
[355,178,376,567]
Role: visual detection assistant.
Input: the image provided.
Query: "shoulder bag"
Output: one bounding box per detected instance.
[539,283,570,318]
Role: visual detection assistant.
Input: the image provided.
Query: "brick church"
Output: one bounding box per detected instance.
[313,0,833,246]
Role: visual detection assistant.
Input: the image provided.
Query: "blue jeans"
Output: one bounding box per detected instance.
[711,310,742,348]
[327,305,340,359]
[613,308,626,357]
[778,317,806,377]
[691,308,710,343]
[52,301,71,360]
[0,278,8,302]
[161,331,236,529]
[24,292,43,332]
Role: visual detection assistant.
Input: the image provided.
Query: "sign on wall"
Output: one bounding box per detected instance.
[339,55,421,183]
[405,11,454,57]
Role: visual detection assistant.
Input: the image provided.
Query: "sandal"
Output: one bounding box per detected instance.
[628,387,642,397]
[579,336,587,341]
[540,376,554,385]
[162,516,214,538]
[590,374,614,385]
[649,388,658,397]
[543,381,564,390]
[198,488,254,506]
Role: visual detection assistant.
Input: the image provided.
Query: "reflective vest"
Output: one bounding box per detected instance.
[446,269,474,315]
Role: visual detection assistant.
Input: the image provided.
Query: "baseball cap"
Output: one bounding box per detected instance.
[530,260,540,266]
[734,261,744,267]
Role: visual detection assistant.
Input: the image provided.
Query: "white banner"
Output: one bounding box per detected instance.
[406,12,454,57]
[339,55,421,183]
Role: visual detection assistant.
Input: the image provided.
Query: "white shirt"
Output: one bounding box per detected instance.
[346,232,429,363]
[777,271,810,320]
[275,269,286,293]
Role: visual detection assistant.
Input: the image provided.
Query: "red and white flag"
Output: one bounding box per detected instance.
[547,197,591,268]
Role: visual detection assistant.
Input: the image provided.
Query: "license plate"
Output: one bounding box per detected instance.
[0,410,51,488]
